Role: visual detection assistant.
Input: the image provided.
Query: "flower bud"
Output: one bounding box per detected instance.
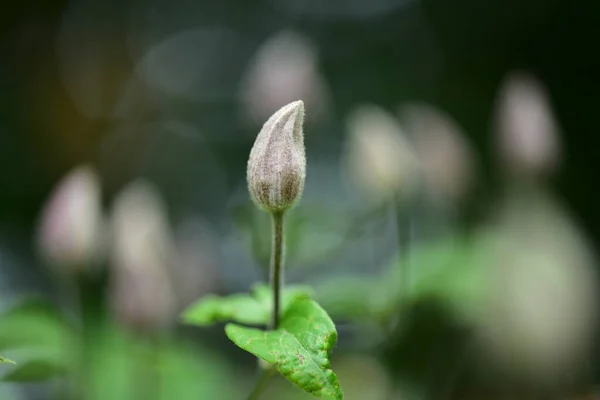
[37,165,104,274]
[494,72,561,178]
[343,104,419,203]
[239,30,329,124]
[399,102,475,203]
[108,179,176,333]
[247,100,306,213]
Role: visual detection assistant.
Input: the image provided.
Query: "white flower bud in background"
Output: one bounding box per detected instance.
[474,192,597,386]
[399,103,475,203]
[343,105,420,203]
[494,72,561,178]
[108,179,176,333]
[37,165,104,274]
[247,100,306,213]
[239,30,329,124]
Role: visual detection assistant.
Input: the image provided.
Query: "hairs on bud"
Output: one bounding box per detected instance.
[247,100,306,213]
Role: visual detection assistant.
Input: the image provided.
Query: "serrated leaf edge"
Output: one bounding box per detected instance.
[225,297,343,399]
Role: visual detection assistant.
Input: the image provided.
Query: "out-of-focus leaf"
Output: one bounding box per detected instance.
[316,237,486,325]
[0,352,64,382]
[0,356,15,364]
[0,300,70,382]
[88,325,238,400]
[226,298,343,399]
[401,237,486,317]
[158,341,238,400]
[315,277,384,321]
[88,327,137,400]
[0,300,70,351]
[182,284,314,327]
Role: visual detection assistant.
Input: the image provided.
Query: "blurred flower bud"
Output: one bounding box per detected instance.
[240,30,329,124]
[399,103,475,203]
[343,105,419,203]
[109,180,176,333]
[494,72,561,178]
[37,165,104,274]
[247,100,306,213]
[474,192,597,387]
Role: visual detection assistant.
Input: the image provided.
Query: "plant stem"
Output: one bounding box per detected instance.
[248,212,284,400]
[247,367,276,400]
[270,211,285,329]
[394,198,413,298]
[136,337,162,400]
[75,273,103,400]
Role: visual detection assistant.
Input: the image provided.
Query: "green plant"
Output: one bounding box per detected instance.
[183,101,343,399]
[0,356,15,365]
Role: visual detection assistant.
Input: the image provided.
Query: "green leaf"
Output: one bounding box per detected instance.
[0,356,15,365]
[316,237,486,326]
[0,299,70,352]
[182,284,314,327]
[226,298,343,399]
[315,276,386,321]
[87,326,239,400]
[0,356,64,382]
[400,237,486,317]
[0,300,70,382]
[157,341,239,400]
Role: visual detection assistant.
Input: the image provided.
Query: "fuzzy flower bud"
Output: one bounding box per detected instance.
[37,165,104,274]
[240,30,329,124]
[399,102,475,203]
[343,105,420,203]
[494,72,561,178]
[108,179,176,333]
[247,100,306,213]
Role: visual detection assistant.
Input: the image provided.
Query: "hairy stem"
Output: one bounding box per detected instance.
[270,211,285,329]
[246,212,285,400]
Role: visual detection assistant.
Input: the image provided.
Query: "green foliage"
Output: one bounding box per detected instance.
[0,298,240,397]
[0,356,15,365]
[226,297,343,399]
[313,235,492,398]
[313,276,388,323]
[1,355,64,382]
[182,284,314,326]
[316,236,486,325]
[401,237,486,315]
[88,326,239,400]
[0,300,70,382]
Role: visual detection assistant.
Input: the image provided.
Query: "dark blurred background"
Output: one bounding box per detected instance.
[2,0,600,399]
